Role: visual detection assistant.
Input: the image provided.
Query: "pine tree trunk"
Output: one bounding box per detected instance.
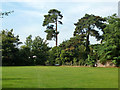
[56,19,58,47]
[86,29,90,54]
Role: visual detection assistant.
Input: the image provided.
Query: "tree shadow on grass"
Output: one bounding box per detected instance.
[2,78,29,80]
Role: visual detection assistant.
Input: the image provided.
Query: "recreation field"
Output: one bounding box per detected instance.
[2,66,119,88]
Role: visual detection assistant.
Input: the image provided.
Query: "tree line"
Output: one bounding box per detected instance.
[0,9,120,66]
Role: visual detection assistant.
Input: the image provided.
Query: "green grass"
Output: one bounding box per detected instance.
[2,66,118,88]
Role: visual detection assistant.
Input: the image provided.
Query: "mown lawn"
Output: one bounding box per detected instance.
[2,66,118,88]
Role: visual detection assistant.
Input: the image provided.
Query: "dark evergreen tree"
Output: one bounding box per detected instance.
[74,14,106,54]
[43,9,63,47]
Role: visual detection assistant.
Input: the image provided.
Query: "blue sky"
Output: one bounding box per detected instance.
[1,0,119,47]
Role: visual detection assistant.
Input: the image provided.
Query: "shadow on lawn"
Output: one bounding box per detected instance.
[2,78,28,80]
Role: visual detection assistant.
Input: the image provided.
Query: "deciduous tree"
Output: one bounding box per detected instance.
[1,29,22,65]
[98,14,120,66]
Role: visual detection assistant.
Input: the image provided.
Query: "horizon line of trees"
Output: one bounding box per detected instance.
[0,9,120,66]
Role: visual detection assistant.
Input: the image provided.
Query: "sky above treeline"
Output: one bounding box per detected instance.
[0,0,119,47]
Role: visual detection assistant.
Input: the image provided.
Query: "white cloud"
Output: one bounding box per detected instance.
[65,2,117,19]
[15,24,46,44]
[87,5,117,17]
[67,5,90,14]
[22,2,47,10]
[1,0,119,2]
[18,10,46,18]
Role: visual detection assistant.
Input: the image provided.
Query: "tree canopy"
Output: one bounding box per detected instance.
[97,14,120,66]
[1,9,120,67]
[74,14,106,54]
[1,29,22,65]
[43,9,63,46]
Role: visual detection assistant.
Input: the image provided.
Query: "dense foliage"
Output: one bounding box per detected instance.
[1,9,120,66]
[97,14,120,66]
[1,29,22,65]
[74,14,106,54]
[1,30,50,66]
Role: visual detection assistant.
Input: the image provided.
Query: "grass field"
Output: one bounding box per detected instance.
[2,66,118,88]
